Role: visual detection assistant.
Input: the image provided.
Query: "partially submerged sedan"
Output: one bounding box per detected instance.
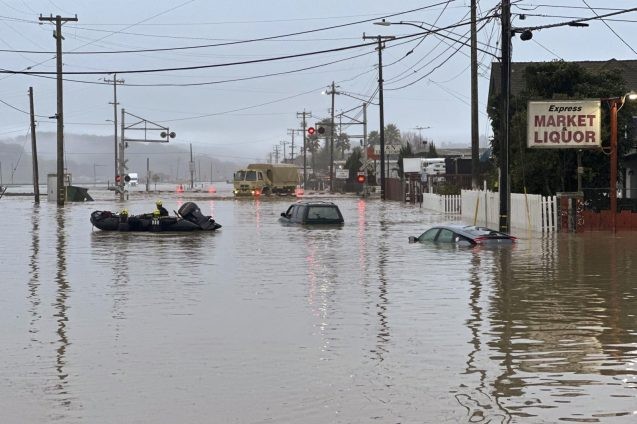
[409,224,516,246]
[280,201,344,225]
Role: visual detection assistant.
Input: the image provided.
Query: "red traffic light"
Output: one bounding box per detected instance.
[307,127,316,135]
[356,174,366,184]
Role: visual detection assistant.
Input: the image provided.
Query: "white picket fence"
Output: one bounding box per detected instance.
[419,190,558,232]
[461,189,558,232]
[421,193,462,214]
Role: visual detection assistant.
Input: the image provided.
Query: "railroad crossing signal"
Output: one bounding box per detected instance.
[307,127,316,135]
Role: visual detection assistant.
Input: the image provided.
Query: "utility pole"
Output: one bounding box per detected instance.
[331,81,336,192]
[287,129,296,162]
[280,140,288,163]
[189,143,194,189]
[471,0,480,190]
[146,157,150,192]
[104,74,124,184]
[28,87,40,203]
[296,110,311,187]
[363,34,394,200]
[499,0,511,232]
[119,108,126,200]
[273,145,280,164]
[39,13,78,206]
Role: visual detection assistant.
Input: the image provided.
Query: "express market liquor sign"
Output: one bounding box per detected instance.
[527,100,601,148]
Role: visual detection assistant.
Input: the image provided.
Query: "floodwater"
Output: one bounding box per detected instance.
[1,184,637,423]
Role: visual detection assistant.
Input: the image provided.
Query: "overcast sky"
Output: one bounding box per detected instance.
[0,0,635,162]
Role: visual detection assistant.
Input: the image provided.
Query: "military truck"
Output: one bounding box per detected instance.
[233,163,299,196]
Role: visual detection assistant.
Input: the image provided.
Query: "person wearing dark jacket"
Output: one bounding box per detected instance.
[155,199,169,217]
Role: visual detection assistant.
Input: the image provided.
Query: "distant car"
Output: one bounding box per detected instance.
[409,225,516,246]
[280,201,344,225]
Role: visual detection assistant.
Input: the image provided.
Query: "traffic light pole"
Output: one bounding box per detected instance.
[297,110,311,188]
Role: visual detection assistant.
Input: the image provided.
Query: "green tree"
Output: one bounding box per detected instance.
[397,142,413,179]
[367,130,380,146]
[345,147,363,179]
[336,132,351,159]
[306,135,320,173]
[426,143,438,158]
[385,123,401,145]
[488,60,635,196]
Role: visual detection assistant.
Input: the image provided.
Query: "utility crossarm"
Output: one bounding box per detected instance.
[122,110,175,143]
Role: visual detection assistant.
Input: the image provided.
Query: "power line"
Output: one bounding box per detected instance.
[0,2,453,55]
[581,0,637,56]
[0,19,489,76]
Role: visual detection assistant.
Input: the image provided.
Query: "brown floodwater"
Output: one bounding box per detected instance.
[1,186,636,423]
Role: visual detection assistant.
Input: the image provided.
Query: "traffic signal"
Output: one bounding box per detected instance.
[356,174,366,184]
[307,127,316,135]
[317,126,326,135]
[124,174,131,183]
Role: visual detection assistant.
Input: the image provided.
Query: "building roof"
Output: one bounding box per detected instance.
[488,59,637,99]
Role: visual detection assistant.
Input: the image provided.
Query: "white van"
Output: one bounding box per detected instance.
[127,172,139,186]
[424,163,446,175]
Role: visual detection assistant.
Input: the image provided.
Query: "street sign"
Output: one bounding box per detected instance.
[527,100,601,148]
[335,169,349,179]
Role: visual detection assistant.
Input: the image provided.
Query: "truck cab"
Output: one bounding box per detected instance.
[233,169,266,195]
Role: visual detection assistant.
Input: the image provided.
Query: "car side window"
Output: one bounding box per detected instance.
[419,228,439,241]
[285,206,294,218]
[437,229,455,243]
[295,205,305,219]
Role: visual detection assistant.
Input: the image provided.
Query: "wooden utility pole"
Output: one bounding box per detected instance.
[470,0,480,189]
[189,143,194,189]
[287,129,296,162]
[146,157,150,192]
[28,87,40,203]
[104,74,124,185]
[39,14,77,206]
[363,34,395,200]
[499,0,511,232]
[329,81,336,192]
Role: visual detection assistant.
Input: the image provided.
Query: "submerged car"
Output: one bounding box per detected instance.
[409,225,515,246]
[280,201,344,225]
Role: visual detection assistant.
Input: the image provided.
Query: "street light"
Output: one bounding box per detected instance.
[606,90,637,232]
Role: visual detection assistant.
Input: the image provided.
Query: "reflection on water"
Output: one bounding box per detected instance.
[53,207,72,411]
[2,195,637,423]
[28,204,41,334]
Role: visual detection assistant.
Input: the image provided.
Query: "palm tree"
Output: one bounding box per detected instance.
[306,135,320,172]
[385,123,401,145]
[335,132,350,159]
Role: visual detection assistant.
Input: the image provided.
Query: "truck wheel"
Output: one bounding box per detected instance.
[262,186,271,195]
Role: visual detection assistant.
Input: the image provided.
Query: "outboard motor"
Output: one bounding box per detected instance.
[178,202,222,230]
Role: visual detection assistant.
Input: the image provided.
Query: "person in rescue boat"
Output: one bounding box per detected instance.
[155,199,169,217]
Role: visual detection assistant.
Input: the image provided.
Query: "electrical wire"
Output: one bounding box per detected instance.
[0,2,454,55]
[581,0,637,56]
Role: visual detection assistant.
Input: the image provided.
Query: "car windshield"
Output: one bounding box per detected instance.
[245,171,258,181]
[234,171,245,181]
[307,206,340,220]
[419,228,439,241]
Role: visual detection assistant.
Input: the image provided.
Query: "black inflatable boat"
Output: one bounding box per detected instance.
[91,202,222,232]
